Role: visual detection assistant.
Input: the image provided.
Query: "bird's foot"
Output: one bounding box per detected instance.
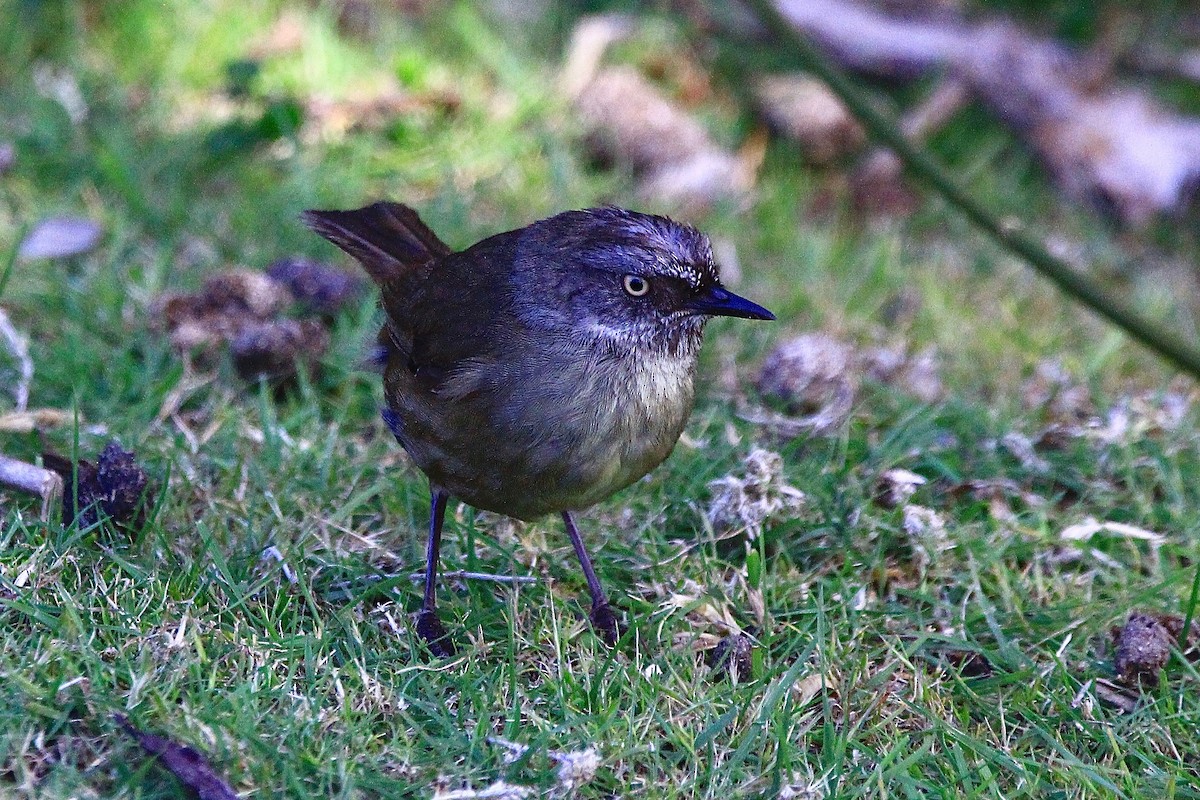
[415,609,456,657]
[589,600,623,646]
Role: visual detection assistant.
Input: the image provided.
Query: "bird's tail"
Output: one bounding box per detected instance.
[301,201,452,285]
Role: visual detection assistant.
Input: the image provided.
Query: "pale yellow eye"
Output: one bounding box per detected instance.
[623,274,650,297]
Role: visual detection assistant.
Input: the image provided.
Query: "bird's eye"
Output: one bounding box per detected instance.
[622,274,650,297]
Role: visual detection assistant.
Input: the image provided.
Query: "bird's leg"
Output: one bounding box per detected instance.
[562,511,621,644]
[415,487,456,657]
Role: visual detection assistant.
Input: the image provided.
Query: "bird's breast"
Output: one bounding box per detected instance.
[385,334,699,519]
[565,347,698,502]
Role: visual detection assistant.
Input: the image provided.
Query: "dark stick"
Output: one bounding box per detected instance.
[562,510,620,644]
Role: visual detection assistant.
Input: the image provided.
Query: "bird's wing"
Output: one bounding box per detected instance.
[382,229,524,398]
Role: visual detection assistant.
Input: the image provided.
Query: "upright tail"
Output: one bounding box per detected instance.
[301,201,452,285]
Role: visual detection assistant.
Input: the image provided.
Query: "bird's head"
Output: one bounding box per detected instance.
[509,207,774,356]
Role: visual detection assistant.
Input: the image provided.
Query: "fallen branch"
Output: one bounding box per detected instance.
[768,0,1200,227]
[0,454,63,522]
[745,0,1200,382]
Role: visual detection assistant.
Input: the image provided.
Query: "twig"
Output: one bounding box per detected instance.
[415,569,538,586]
[323,569,538,602]
[0,454,62,522]
[746,0,1200,382]
[0,309,32,411]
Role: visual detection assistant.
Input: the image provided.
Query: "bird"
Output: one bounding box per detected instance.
[302,202,774,655]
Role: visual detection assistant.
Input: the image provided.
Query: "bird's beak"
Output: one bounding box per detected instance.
[686,286,776,321]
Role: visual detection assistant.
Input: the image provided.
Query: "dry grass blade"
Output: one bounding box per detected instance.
[0,309,32,412]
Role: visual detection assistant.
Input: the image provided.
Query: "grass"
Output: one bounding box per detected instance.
[3,1,1200,797]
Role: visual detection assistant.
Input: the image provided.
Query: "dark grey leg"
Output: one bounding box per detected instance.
[562,511,621,644]
[415,487,455,657]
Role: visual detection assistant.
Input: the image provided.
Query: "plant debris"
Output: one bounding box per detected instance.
[229,318,330,381]
[43,441,154,529]
[1090,677,1140,714]
[707,448,805,539]
[0,408,71,433]
[0,308,34,412]
[433,781,533,800]
[859,343,945,403]
[265,257,366,315]
[439,738,601,799]
[303,85,460,141]
[1112,612,1173,687]
[1059,518,1165,547]
[754,333,857,434]
[873,467,927,509]
[574,66,750,209]
[751,333,945,435]
[754,73,865,164]
[18,216,103,261]
[1020,358,1094,424]
[564,15,752,211]
[901,504,952,569]
[773,0,1200,226]
[708,629,756,682]
[115,715,238,800]
[549,745,602,795]
[152,261,355,384]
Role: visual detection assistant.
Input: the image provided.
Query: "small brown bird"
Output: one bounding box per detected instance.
[303,202,773,655]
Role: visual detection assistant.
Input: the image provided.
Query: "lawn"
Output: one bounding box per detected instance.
[2,1,1200,797]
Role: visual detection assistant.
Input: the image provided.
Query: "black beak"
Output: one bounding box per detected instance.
[686,286,775,321]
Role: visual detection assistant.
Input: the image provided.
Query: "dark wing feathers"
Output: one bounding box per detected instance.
[403,232,521,389]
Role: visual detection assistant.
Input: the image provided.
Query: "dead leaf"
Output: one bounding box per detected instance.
[873,468,926,509]
[1059,518,1165,547]
[18,217,103,260]
[791,672,826,708]
[0,408,72,433]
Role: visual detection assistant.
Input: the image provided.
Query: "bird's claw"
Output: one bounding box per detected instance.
[415,609,456,657]
[589,600,623,646]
